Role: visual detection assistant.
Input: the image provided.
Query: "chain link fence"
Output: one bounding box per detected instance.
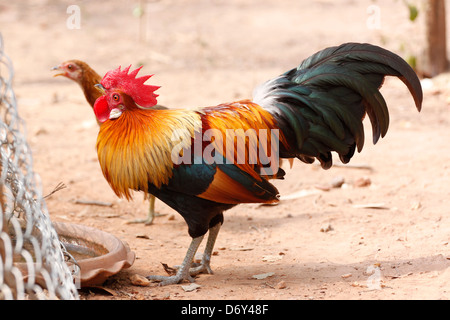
[0,34,79,300]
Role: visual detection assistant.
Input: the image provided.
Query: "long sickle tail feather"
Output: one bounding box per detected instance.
[253,42,423,169]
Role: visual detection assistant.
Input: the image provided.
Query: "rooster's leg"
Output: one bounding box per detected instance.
[189,223,221,276]
[146,235,204,286]
[127,196,165,225]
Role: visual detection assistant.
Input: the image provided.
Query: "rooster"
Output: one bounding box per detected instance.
[92,43,422,285]
[52,60,164,225]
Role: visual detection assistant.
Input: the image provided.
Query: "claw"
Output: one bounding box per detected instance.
[147,273,195,286]
[145,223,222,286]
[146,235,204,286]
[189,260,213,276]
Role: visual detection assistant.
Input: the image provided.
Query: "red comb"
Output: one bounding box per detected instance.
[101,65,160,108]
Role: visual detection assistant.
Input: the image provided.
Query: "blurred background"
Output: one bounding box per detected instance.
[1,0,449,300]
[1,0,442,108]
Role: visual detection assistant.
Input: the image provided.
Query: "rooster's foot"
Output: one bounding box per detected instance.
[126,212,166,225]
[127,196,165,225]
[170,259,213,276]
[189,255,214,276]
[146,272,195,286]
[146,224,221,286]
[146,235,203,286]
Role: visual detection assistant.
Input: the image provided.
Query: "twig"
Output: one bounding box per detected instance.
[43,182,67,199]
[352,203,389,210]
[74,199,113,207]
[331,163,374,171]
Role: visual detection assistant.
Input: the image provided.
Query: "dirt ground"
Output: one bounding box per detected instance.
[2,0,449,300]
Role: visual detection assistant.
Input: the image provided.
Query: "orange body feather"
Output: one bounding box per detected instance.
[97,100,285,204]
[97,107,201,200]
[201,100,287,179]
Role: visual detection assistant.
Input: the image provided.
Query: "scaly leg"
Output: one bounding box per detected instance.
[127,196,165,225]
[190,223,221,276]
[146,235,204,286]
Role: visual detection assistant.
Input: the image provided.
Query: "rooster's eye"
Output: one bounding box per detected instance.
[112,94,120,101]
[67,64,73,70]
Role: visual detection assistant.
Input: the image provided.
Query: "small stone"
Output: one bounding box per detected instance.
[330,176,345,188]
[130,274,150,287]
[354,177,371,187]
[320,224,334,233]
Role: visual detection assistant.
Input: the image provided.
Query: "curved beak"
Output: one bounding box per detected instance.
[51,65,65,77]
[94,83,106,94]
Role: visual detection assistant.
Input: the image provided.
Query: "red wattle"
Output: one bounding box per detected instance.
[93,96,110,123]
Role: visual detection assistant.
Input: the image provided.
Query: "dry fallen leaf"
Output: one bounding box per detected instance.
[87,286,117,296]
[161,263,177,275]
[354,177,371,187]
[262,254,283,262]
[275,280,287,289]
[181,283,201,292]
[252,272,275,280]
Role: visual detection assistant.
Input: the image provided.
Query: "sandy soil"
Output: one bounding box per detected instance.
[1,0,449,300]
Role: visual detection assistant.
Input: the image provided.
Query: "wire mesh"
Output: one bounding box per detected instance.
[0,34,79,300]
